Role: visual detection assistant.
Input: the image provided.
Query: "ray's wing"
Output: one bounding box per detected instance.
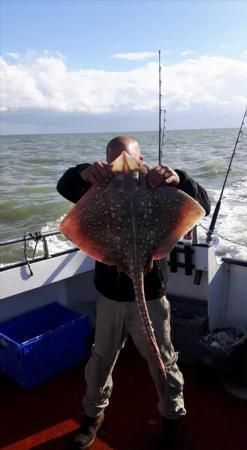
[145,186,205,259]
[60,186,120,265]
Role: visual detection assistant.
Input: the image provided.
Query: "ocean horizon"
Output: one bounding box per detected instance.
[0,126,239,137]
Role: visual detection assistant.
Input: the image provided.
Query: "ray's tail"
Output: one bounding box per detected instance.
[132,271,167,379]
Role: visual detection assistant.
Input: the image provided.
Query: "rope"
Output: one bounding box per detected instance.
[23,232,42,276]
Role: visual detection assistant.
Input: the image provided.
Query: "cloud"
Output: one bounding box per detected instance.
[112,51,157,61]
[5,52,20,59]
[1,52,246,121]
[180,50,194,56]
[0,54,158,113]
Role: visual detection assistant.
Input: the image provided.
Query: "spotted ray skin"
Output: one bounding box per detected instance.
[60,152,205,378]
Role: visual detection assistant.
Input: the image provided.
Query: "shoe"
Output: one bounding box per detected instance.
[74,413,104,449]
[162,417,183,450]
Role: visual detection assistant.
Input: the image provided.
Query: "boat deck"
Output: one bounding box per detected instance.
[0,339,246,450]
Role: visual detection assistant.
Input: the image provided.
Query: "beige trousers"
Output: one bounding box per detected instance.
[83,295,186,420]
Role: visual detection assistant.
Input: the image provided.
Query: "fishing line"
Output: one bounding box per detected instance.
[199,224,247,248]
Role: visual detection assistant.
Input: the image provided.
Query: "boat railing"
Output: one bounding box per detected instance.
[0,229,78,272]
[0,230,60,249]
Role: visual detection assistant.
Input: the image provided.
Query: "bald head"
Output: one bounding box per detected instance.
[106,135,142,163]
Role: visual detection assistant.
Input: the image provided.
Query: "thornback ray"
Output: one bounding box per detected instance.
[60,151,205,378]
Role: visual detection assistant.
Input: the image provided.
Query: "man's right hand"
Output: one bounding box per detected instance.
[80,161,113,186]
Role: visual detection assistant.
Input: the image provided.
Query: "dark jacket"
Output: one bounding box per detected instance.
[57,164,211,301]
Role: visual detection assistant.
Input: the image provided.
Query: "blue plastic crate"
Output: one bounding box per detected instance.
[0,303,92,389]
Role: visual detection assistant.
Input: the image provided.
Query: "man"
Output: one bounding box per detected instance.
[57,136,210,450]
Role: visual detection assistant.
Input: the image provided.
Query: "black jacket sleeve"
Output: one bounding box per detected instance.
[175,169,211,216]
[57,163,91,203]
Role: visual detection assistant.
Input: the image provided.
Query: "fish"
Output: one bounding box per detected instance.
[60,151,205,378]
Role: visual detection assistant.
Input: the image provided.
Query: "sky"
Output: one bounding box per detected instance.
[0,0,247,134]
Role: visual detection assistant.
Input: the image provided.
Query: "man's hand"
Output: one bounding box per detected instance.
[80,161,112,186]
[147,165,180,188]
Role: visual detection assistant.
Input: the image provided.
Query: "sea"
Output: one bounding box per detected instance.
[0,129,247,266]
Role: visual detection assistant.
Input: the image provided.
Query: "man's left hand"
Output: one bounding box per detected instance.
[147,165,180,188]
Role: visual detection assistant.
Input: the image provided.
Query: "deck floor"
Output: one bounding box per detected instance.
[0,339,246,450]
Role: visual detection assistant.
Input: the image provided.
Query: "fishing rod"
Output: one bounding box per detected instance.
[206,106,247,244]
[161,109,167,153]
[158,50,162,165]
[158,50,167,164]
